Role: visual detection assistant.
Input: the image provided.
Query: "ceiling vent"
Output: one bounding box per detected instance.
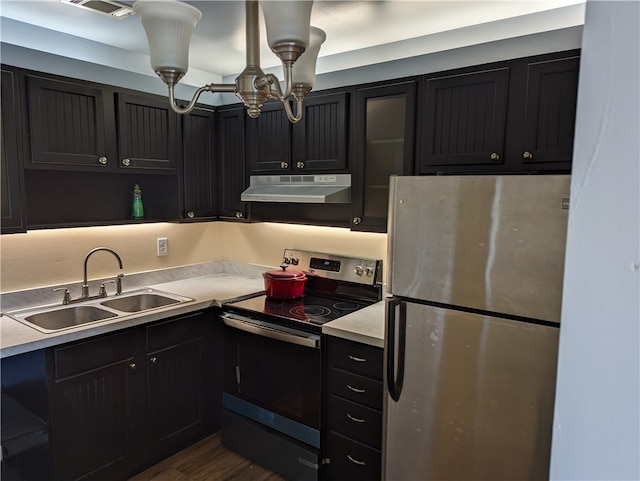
[60,0,135,19]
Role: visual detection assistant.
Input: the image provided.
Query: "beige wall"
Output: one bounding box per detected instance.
[0,222,387,293]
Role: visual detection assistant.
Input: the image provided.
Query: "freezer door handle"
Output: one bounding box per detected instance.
[386,298,406,402]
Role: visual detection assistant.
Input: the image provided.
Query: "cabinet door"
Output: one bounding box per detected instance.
[292,90,348,172]
[50,330,141,480]
[351,80,416,232]
[1,68,26,233]
[246,101,291,173]
[145,312,217,456]
[521,56,580,167]
[218,105,248,220]
[182,106,217,220]
[26,75,116,169]
[117,93,179,170]
[421,68,509,171]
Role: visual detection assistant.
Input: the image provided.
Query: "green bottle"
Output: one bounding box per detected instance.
[132,184,144,220]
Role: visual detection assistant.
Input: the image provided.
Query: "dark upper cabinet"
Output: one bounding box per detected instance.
[1,67,27,233]
[291,90,348,172]
[117,93,179,171]
[246,101,291,173]
[181,105,217,220]
[217,105,249,220]
[247,88,349,174]
[25,75,117,169]
[24,74,178,173]
[420,50,580,174]
[350,79,417,232]
[517,55,580,168]
[421,67,510,170]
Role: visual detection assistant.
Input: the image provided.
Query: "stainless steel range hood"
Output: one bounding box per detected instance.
[240,174,351,203]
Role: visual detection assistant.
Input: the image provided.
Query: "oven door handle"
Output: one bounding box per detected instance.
[221,313,321,349]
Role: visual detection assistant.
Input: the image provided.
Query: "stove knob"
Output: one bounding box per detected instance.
[365,267,374,277]
[283,257,291,264]
[291,258,299,265]
[354,265,364,276]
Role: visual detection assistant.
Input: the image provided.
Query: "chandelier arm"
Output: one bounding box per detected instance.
[167,83,236,115]
[282,96,303,124]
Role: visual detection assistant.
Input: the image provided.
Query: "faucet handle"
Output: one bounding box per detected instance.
[99,280,117,297]
[53,288,71,305]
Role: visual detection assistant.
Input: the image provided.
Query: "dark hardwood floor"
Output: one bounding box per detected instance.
[128,433,286,481]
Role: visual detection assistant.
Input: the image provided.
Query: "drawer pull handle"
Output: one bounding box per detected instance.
[347,413,365,423]
[347,384,366,393]
[348,355,366,362]
[347,454,366,466]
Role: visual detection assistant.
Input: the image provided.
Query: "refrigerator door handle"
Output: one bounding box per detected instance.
[386,298,406,402]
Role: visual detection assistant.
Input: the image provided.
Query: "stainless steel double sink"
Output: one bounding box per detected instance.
[5,288,194,334]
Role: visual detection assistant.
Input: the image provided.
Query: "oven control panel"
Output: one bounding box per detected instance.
[283,249,382,285]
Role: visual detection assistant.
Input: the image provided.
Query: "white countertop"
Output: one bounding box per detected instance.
[1,262,386,358]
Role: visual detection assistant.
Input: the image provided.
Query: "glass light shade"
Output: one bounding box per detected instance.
[261,1,313,49]
[133,0,202,74]
[292,26,325,89]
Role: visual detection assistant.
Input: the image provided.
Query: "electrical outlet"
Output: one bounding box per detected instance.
[157,237,168,256]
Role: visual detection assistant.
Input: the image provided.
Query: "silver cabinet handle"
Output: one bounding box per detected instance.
[347,384,366,393]
[348,355,366,362]
[352,217,362,225]
[235,211,244,218]
[296,161,305,169]
[129,363,137,370]
[347,454,366,466]
[98,156,108,165]
[187,211,195,218]
[347,413,365,423]
[150,357,157,364]
[122,158,131,166]
[280,161,289,169]
[523,151,533,159]
[490,152,500,161]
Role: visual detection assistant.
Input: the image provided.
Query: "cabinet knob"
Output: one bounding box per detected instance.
[122,158,131,166]
[235,211,244,218]
[280,162,289,169]
[150,357,157,364]
[490,152,500,161]
[98,156,108,165]
[187,211,195,218]
[129,363,137,370]
[352,217,362,225]
[296,161,305,169]
[523,151,533,159]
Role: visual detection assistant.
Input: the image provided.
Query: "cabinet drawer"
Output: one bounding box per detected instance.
[53,329,138,379]
[146,311,208,351]
[326,431,381,481]
[328,395,381,449]
[327,338,382,379]
[328,367,382,410]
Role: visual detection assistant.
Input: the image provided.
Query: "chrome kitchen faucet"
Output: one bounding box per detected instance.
[55,247,124,305]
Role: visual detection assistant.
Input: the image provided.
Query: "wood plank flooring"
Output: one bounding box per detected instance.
[128,433,287,481]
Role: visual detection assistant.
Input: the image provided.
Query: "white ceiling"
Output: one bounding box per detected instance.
[0,0,586,86]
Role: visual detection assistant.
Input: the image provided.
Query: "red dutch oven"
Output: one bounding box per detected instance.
[263,265,307,300]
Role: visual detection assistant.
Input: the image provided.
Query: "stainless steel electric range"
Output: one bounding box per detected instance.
[220,249,383,481]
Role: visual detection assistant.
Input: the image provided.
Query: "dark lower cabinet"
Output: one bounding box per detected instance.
[1,309,220,481]
[324,336,383,481]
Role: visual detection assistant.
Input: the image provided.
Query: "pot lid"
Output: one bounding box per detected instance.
[263,265,307,279]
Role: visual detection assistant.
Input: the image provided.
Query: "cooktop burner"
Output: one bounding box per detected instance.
[224,293,374,330]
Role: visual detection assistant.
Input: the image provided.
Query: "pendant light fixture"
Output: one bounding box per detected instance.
[133,0,325,123]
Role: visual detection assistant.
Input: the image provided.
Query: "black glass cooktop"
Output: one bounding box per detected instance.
[224,293,373,330]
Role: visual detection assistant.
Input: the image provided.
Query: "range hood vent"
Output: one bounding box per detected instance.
[241,174,351,203]
[60,0,135,19]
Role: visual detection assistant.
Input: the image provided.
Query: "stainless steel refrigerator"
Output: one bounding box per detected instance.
[383,175,570,481]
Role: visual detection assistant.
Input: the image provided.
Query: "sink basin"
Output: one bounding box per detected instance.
[5,288,193,334]
[100,293,181,312]
[24,305,118,332]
